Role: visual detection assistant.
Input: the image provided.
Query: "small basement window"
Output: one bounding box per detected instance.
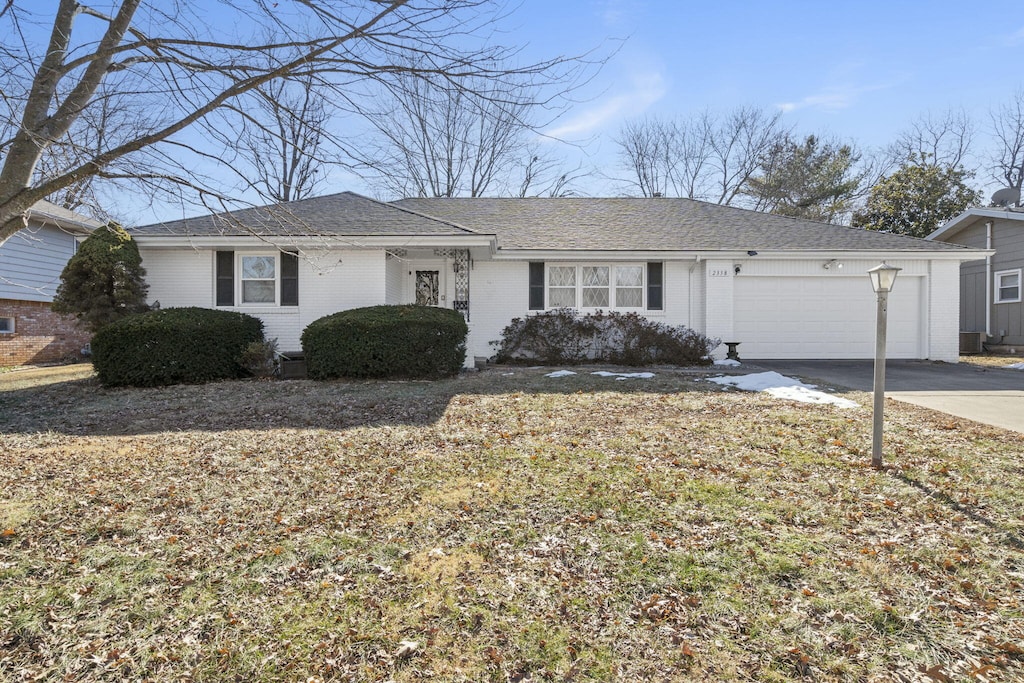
[995,269,1021,304]
[0,316,13,334]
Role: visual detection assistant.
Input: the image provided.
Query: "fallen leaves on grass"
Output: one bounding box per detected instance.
[1,368,1023,681]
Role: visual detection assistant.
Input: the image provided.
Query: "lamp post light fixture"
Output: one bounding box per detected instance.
[867,262,901,469]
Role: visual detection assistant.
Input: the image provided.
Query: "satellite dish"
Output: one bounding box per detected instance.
[990,186,1021,207]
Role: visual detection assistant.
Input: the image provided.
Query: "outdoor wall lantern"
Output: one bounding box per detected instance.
[867,262,901,469]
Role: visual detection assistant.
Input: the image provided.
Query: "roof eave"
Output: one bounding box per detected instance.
[131,234,496,249]
[493,247,990,261]
[929,207,1024,241]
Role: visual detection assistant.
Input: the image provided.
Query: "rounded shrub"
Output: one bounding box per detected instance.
[302,305,468,379]
[91,307,265,387]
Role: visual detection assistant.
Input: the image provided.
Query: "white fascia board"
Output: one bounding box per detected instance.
[929,207,1024,241]
[131,234,495,250]
[26,211,100,234]
[492,249,990,262]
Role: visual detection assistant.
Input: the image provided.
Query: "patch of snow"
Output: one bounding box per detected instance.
[708,371,858,408]
[591,371,655,379]
[545,370,577,378]
[714,359,742,367]
[1006,362,1024,370]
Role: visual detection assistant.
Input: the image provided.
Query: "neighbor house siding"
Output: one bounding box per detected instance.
[0,224,78,302]
[942,218,1024,345]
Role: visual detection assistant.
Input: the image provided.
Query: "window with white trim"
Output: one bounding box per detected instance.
[240,255,277,304]
[548,265,577,307]
[215,251,299,307]
[0,316,13,334]
[546,264,648,310]
[995,269,1021,304]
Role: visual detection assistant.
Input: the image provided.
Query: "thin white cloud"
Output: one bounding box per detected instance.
[777,82,890,114]
[544,70,666,139]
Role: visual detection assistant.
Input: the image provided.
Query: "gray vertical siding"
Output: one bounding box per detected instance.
[0,224,78,302]
[950,217,1024,344]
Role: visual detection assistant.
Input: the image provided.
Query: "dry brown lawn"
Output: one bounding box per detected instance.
[1,366,1022,681]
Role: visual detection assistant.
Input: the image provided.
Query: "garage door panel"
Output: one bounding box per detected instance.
[734,276,923,359]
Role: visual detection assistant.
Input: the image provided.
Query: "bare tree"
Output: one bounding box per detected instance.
[989,89,1024,195]
[356,66,579,198]
[0,1,588,243]
[233,72,332,204]
[615,106,787,204]
[889,108,975,170]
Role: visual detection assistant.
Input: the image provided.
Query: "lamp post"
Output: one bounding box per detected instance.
[867,262,901,469]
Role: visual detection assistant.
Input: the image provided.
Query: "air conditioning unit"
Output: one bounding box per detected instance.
[959,331,984,355]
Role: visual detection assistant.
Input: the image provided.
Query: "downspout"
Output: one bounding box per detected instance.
[985,221,993,337]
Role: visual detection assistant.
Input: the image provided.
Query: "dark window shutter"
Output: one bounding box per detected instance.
[216,251,234,306]
[647,262,663,311]
[528,262,545,310]
[281,252,299,306]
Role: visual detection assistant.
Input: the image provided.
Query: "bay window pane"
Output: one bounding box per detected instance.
[549,288,576,307]
[582,287,609,307]
[615,266,643,287]
[616,288,643,307]
[582,266,609,286]
[549,266,576,287]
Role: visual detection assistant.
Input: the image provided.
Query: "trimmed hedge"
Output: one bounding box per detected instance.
[302,305,468,379]
[493,309,719,366]
[91,307,264,387]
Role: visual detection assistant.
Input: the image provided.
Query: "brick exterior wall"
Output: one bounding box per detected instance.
[0,299,91,366]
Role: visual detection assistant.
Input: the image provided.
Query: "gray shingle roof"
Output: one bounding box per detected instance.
[130,191,478,237]
[393,197,971,252]
[129,190,973,253]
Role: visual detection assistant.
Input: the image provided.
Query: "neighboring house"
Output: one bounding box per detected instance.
[929,207,1024,349]
[129,192,983,365]
[0,200,100,366]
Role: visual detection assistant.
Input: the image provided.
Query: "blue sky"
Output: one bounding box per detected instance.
[43,0,1022,220]
[510,0,1024,192]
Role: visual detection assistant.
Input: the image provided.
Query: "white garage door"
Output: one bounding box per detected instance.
[733,276,924,359]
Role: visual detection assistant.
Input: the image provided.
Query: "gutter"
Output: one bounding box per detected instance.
[986,221,993,337]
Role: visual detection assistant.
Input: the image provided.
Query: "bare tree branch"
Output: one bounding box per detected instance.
[0,1,594,241]
[989,89,1024,195]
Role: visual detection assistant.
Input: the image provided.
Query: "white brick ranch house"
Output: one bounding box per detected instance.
[129,192,984,364]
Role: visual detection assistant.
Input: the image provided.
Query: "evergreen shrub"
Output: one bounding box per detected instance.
[302,305,467,379]
[493,309,718,366]
[91,307,264,387]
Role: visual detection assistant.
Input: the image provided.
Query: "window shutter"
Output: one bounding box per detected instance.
[281,252,299,306]
[216,251,234,306]
[528,262,545,310]
[647,262,663,311]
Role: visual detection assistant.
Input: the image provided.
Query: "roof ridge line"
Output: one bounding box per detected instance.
[381,196,485,235]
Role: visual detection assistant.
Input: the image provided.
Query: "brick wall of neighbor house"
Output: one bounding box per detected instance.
[0,299,90,366]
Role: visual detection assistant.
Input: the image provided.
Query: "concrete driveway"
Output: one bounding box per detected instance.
[750,360,1024,433]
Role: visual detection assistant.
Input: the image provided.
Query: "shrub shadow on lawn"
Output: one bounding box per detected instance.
[0,366,725,436]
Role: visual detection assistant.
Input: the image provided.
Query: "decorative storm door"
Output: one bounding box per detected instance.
[415,270,440,306]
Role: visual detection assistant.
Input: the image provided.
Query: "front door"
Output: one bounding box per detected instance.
[415,270,440,306]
